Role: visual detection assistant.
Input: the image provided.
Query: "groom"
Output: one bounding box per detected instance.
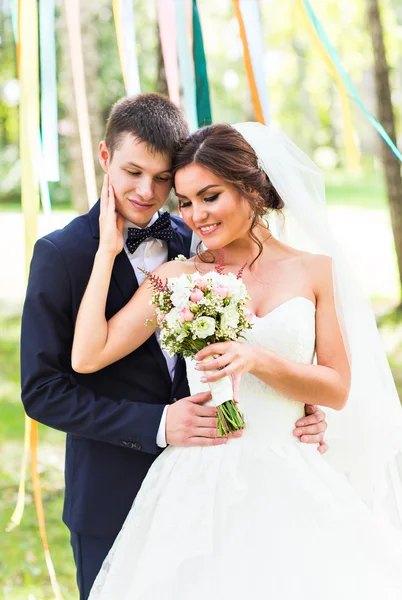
[21,93,328,599]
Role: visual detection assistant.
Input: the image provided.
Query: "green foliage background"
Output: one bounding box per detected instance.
[1,0,402,597]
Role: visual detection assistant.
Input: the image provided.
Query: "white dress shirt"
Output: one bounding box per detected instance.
[123,213,176,448]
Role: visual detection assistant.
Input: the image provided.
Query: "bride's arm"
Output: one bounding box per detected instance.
[196,255,351,411]
[72,176,184,373]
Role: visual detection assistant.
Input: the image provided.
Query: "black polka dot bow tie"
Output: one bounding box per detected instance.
[126,211,174,254]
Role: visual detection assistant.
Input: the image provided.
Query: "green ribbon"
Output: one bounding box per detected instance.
[303,0,402,162]
[192,0,212,126]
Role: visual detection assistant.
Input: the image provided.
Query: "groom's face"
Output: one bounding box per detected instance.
[99,133,173,227]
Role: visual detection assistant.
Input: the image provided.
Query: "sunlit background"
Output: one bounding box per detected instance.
[1,0,402,597]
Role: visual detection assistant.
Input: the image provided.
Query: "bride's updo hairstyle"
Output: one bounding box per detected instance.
[172,124,284,262]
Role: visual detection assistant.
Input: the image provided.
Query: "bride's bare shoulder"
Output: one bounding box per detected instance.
[298,252,333,296]
[274,239,331,274]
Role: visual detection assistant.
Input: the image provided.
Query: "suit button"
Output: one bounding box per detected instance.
[172,397,178,403]
[133,442,142,450]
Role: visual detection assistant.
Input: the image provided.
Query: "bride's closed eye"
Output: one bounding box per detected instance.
[179,193,220,209]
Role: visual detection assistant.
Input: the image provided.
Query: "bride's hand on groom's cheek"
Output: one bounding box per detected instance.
[165,392,243,447]
[293,405,328,454]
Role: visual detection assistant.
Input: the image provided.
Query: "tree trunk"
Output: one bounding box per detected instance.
[366,0,402,306]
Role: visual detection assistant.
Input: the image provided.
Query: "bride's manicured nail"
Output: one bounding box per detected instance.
[200,376,207,383]
[294,428,301,436]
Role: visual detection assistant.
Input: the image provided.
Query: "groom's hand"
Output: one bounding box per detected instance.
[166,392,242,447]
[293,405,328,454]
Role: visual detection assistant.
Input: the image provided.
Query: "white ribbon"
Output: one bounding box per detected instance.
[202,356,233,407]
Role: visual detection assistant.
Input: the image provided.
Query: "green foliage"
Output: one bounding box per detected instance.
[1,0,401,209]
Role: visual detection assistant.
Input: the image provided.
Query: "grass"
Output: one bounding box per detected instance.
[1,305,402,599]
[0,171,400,598]
[325,170,387,210]
[0,312,77,600]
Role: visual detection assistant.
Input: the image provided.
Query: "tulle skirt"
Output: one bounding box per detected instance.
[89,435,402,599]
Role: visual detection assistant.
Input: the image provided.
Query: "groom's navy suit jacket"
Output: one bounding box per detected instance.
[21,201,192,537]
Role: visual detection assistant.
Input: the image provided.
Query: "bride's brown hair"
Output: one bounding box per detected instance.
[172,124,284,264]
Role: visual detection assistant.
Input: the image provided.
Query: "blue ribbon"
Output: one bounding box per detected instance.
[9,0,18,42]
[303,0,402,162]
[39,0,60,181]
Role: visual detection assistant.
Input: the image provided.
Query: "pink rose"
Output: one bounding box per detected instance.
[212,285,230,299]
[190,289,204,303]
[179,307,194,323]
[196,278,208,291]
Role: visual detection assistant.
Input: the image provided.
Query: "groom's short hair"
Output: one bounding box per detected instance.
[105,94,189,159]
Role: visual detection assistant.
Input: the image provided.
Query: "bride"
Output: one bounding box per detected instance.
[72,122,402,599]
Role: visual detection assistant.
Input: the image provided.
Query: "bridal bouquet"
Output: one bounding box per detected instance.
[142,268,253,436]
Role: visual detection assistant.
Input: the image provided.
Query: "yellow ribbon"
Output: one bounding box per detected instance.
[7,1,63,597]
[232,0,264,125]
[7,415,31,531]
[296,0,360,172]
[30,419,63,598]
[113,0,127,91]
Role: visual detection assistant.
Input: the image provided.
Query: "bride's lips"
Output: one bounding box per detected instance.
[128,198,154,211]
[198,222,222,236]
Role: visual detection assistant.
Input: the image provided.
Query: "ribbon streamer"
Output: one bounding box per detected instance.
[296,0,359,171]
[39,0,59,181]
[9,0,18,42]
[64,0,98,208]
[38,134,52,215]
[192,0,212,126]
[175,0,198,132]
[239,0,270,124]
[156,0,180,106]
[232,0,264,124]
[10,1,53,211]
[301,0,402,162]
[112,0,141,96]
[8,2,63,597]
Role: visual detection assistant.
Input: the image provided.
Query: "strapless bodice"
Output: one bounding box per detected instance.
[185,297,316,443]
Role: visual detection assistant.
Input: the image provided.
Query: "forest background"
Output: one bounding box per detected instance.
[1,0,402,597]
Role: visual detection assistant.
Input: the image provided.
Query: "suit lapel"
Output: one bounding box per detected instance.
[167,219,188,261]
[89,204,185,387]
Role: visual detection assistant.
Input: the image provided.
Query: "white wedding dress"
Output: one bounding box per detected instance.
[89,296,402,599]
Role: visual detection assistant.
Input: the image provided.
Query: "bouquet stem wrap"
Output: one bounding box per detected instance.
[144,269,251,437]
[202,355,245,436]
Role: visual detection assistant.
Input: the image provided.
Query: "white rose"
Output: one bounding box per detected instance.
[165,307,182,331]
[169,276,192,308]
[221,305,239,329]
[192,316,216,339]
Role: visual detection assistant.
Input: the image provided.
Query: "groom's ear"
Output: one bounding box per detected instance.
[98,141,110,173]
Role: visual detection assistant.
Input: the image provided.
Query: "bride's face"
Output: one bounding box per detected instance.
[175,164,253,249]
